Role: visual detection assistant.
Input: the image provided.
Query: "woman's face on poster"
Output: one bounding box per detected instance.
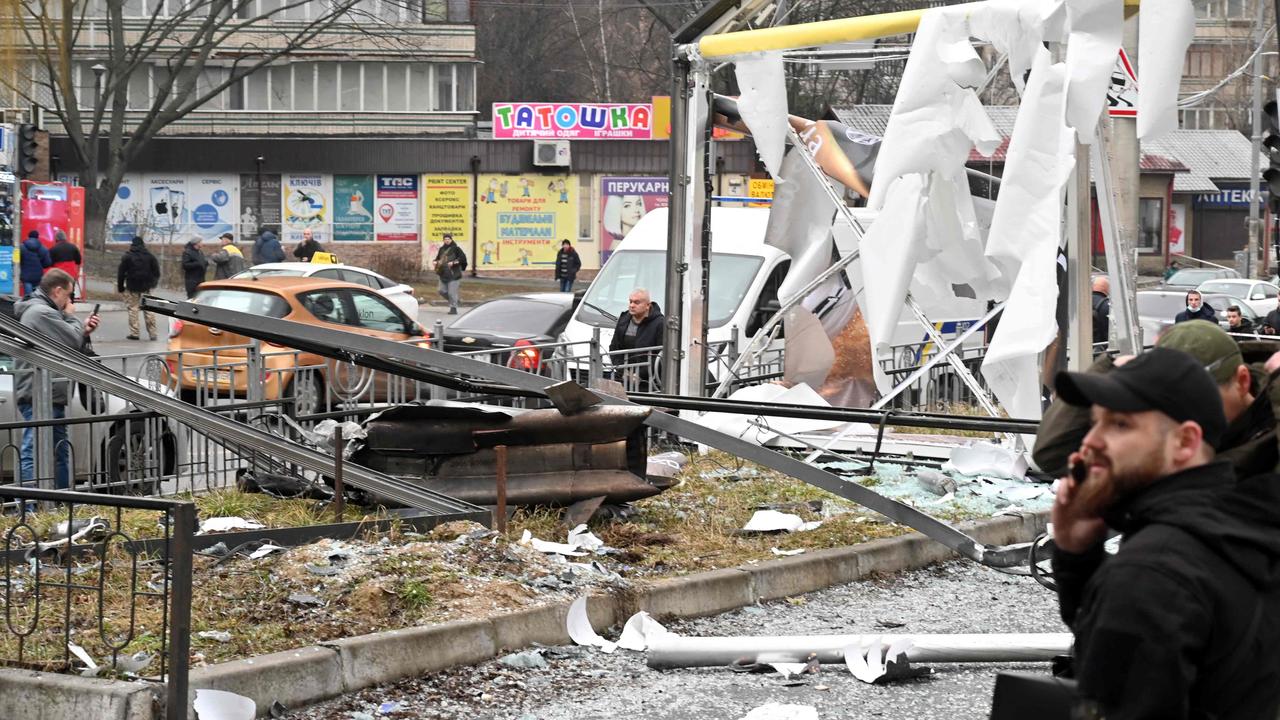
[620,195,645,226]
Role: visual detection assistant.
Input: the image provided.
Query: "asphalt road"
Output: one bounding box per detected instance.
[292,561,1065,720]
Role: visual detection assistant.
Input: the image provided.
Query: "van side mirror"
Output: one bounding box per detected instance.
[408,322,426,337]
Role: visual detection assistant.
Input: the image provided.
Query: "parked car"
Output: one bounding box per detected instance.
[442,292,581,373]
[167,277,428,415]
[1195,278,1279,315]
[234,262,419,319]
[1137,289,1259,343]
[1160,267,1240,291]
[0,355,178,490]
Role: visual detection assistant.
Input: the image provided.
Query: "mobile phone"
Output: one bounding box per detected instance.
[92,303,101,316]
[1070,460,1087,483]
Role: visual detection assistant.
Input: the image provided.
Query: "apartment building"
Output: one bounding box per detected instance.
[1178,0,1275,130]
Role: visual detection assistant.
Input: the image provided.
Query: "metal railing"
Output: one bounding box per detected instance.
[877,341,992,410]
[0,484,195,720]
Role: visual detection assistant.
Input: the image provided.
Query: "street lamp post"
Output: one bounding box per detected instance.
[255,155,264,234]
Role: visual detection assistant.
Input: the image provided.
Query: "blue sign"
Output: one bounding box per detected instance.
[1194,186,1258,209]
[0,247,14,295]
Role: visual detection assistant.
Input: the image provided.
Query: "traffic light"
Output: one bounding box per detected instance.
[15,124,37,178]
[1264,101,1280,260]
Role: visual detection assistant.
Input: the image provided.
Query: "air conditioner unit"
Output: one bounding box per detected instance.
[533,140,571,167]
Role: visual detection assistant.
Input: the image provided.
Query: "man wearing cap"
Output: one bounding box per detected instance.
[1035,320,1280,478]
[1051,347,1280,719]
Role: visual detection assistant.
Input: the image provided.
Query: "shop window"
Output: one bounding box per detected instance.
[1138,198,1164,254]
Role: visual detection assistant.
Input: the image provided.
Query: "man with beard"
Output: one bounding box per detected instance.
[1051,347,1280,719]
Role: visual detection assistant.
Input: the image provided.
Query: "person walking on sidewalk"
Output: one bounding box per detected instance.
[19,230,50,296]
[554,239,581,293]
[292,228,323,262]
[49,231,82,285]
[253,229,284,265]
[15,269,100,489]
[210,233,245,279]
[116,235,160,340]
[181,236,209,298]
[433,233,467,315]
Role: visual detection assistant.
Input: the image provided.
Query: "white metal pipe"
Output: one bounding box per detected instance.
[646,632,1073,669]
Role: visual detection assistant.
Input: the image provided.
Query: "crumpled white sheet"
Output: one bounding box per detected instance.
[945,440,1030,479]
[738,704,819,720]
[1138,0,1195,139]
[696,382,850,444]
[566,596,617,653]
[193,688,256,720]
[735,52,789,177]
[616,611,671,651]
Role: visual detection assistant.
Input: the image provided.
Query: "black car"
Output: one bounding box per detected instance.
[442,292,582,372]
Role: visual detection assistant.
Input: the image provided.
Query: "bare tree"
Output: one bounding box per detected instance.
[3,0,418,248]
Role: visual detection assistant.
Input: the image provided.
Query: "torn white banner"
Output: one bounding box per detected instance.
[198,517,265,534]
[519,529,587,557]
[843,636,922,684]
[1063,0,1123,140]
[567,596,617,653]
[946,441,1029,479]
[742,510,821,533]
[617,611,671,652]
[734,53,789,177]
[782,307,836,389]
[567,524,604,553]
[981,47,1074,424]
[193,688,256,720]
[1138,0,1195,139]
[764,150,839,307]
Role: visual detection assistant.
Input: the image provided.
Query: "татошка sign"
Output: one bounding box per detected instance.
[492,103,653,140]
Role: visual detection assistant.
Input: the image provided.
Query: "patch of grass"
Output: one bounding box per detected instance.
[890,402,1003,438]
[398,579,434,611]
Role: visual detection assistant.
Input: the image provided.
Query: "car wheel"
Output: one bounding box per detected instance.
[105,421,176,495]
[284,370,325,419]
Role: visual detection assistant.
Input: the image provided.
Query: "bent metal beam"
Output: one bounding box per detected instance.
[141,296,1036,571]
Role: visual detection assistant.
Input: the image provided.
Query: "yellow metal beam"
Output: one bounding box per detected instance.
[697,0,1140,60]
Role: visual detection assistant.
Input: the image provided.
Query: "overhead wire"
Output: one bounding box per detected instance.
[1178,25,1276,108]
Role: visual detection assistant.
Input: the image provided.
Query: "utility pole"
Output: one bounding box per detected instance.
[1248,0,1266,278]
[1101,13,1142,354]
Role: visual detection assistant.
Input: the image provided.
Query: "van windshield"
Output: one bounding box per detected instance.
[577,250,764,329]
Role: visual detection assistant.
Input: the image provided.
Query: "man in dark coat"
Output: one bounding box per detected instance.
[292,228,323,262]
[1262,297,1280,335]
[181,237,208,298]
[1174,289,1216,323]
[1090,276,1109,347]
[1051,347,1280,720]
[210,233,246,279]
[116,235,161,340]
[1226,305,1255,335]
[48,230,82,282]
[554,239,582,292]
[608,288,665,391]
[432,233,467,315]
[253,229,284,265]
[19,230,50,296]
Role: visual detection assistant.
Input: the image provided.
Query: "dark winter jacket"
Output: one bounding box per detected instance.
[1090,291,1109,345]
[1053,461,1280,720]
[1175,304,1217,324]
[292,238,323,262]
[49,236,82,279]
[210,244,246,279]
[609,301,665,385]
[14,289,88,405]
[433,242,467,282]
[554,247,582,282]
[116,238,161,293]
[181,241,208,294]
[1263,308,1280,335]
[253,230,284,265]
[19,235,50,285]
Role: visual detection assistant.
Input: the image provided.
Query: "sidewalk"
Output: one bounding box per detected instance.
[83,277,184,311]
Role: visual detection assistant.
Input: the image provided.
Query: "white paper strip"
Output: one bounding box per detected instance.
[734,53,789,177]
[1137,0,1195,139]
[566,596,617,653]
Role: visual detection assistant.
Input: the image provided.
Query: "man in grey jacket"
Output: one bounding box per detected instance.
[16,269,100,488]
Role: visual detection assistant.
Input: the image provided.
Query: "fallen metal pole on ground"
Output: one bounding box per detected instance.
[646,632,1073,669]
[141,297,1041,572]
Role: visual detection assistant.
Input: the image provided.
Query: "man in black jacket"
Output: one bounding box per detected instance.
[1051,347,1280,720]
[1090,276,1109,347]
[1174,289,1216,324]
[433,233,467,315]
[608,288,665,391]
[554,239,581,292]
[116,236,161,340]
[181,237,208,298]
[292,228,323,262]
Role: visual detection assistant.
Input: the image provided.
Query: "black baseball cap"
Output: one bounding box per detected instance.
[1054,347,1227,447]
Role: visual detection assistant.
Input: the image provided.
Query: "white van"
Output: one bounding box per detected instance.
[560,206,988,395]
[560,207,791,364]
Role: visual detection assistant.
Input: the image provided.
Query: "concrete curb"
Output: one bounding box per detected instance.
[182,510,1048,717]
[0,667,158,720]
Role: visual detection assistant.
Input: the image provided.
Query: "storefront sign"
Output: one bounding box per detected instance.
[599,176,667,259]
[476,174,577,267]
[423,175,473,267]
[1194,186,1258,208]
[374,175,420,242]
[333,175,375,242]
[492,103,652,140]
[283,174,331,244]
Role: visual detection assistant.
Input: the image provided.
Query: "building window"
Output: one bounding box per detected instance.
[386,64,407,111]
[316,62,338,111]
[434,64,454,111]
[409,64,431,111]
[269,65,291,110]
[362,62,385,110]
[247,68,269,110]
[457,64,474,112]
[295,64,316,111]
[1139,198,1164,254]
[339,64,360,111]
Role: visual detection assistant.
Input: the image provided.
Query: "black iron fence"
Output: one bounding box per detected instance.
[0,484,195,720]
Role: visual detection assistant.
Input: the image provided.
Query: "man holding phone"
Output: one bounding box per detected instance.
[1050,347,1280,719]
[13,269,100,489]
